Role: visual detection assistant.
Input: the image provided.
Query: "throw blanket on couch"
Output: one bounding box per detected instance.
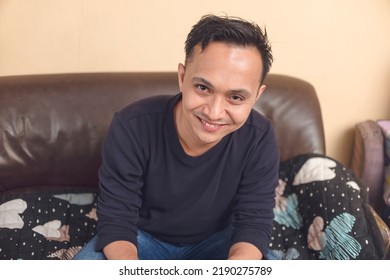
[0,190,98,259]
[269,153,385,259]
[0,154,385,259]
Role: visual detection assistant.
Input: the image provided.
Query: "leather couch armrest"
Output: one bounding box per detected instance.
[350,120,385,211]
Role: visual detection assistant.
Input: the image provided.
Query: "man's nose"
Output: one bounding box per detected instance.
[206,95,225,120]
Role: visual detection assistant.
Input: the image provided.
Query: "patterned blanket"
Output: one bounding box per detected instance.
[0,154,385,259]
[269,153,385,259]
[0,190,98,259]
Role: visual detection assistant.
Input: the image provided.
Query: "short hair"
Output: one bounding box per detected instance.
[185,14,273,83]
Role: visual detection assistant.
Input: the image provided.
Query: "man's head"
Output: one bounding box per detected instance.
[184,14,273,83]
[175,15,273,156]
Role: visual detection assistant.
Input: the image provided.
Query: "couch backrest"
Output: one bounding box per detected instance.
[0,72,325,193]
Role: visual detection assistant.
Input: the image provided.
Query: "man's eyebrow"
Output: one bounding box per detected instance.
[192,77,214,89]
[230,88,251,98]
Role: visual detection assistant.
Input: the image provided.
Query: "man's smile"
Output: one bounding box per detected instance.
[199,117,224,132]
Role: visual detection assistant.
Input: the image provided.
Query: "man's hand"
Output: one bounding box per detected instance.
[103,240,138,260]
[227,242,263,260]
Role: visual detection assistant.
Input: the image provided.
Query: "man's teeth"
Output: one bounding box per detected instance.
[201,119,219,128]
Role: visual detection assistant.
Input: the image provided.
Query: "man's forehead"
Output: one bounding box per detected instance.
[187,42,262,68]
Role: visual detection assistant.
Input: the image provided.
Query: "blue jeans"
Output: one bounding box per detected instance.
[73,227,233,260]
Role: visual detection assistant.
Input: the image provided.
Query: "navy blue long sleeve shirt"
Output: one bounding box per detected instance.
[96,93,279,255]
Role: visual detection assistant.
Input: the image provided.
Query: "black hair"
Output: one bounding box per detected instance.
[185,14,273,83]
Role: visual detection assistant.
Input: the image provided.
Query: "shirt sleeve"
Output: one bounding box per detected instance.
[230,122,279,257]
[95,113,145,251]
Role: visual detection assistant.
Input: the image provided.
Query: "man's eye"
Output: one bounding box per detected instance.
[196,84,208,91]
[231,95,244,102]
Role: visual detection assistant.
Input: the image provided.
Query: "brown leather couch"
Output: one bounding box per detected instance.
[0,72,324,193]
[0,72,387,259]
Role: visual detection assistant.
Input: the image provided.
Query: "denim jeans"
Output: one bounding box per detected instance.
[73,226,233,260]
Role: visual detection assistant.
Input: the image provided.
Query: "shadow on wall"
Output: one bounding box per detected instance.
[345,126,356,167]
[337,127,355,167]
[385,64,390,119]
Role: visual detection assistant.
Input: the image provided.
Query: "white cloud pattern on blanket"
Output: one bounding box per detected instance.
[293,157,337,185]
[33,220,62,238]
[346,181,360,191]
[0,199,27,229]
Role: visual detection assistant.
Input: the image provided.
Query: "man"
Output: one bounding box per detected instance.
[74,14,279,260]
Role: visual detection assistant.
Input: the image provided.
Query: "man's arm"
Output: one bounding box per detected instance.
[96,113,145,255]
[103,241,138,260]
[230,120,279,260]
[228,242,263,260]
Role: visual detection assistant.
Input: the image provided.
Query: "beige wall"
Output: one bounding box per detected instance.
[1,0,390,165]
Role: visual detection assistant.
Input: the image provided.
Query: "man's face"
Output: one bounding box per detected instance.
[175,42,266,156]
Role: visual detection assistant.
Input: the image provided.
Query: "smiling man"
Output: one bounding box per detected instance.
[176,41,265,157]
[73,14,279,260]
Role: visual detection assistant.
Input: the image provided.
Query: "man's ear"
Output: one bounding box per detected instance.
[177,63,185,92]
[256,84,267,101]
